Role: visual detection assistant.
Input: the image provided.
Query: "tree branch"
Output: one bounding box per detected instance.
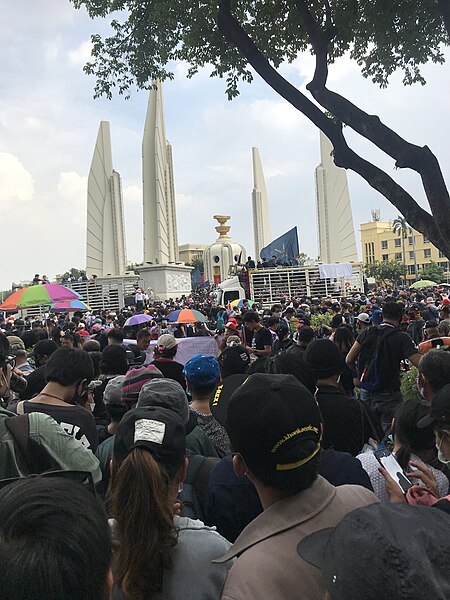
[217,0,442,248]
[294,0,450,240]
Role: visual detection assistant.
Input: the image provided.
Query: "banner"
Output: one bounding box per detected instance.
[125,336,218,365]
[260,227,299,264]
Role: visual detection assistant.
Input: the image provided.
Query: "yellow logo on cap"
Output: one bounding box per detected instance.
[271,425,319,454]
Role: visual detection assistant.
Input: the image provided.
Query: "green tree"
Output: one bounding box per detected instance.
[189,258,205,273]
[418,261,445,283]
[70,0,450,258]
[365,260,407,286]
[62,267,86,281]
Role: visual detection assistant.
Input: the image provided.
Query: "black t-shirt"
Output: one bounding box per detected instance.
[11,400,99,451]
[151,359,187,390]
[315,385,382,456]
[251,327,273,351]
[357,324,418,391]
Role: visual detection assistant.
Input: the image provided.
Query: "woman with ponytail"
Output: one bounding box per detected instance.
[357,401,449,502]
[110,405,232,599]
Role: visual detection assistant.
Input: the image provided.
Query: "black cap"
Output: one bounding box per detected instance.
[210,374,248,427]
[114,406,186,479]
[217,345,250,374]
[417,383,450,428]
[32,339,58,358]
[297,503,450,600]
[225,373,321,476]
[303,339,345,379]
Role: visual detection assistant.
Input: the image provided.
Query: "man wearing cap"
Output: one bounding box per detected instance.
[297,503,450,600]
[438,304,450,336]
[216,374,377,600]
[356,312,371,332]
[151,334,186,390]
[18,339,59,400]
[7,335,34,376]
[406,304,425,345]
[242,311,272,359]
[185,354,231,457]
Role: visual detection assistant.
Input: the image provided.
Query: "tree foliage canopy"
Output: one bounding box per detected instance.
[365,259,407,285]
[70,0,450,257]
[418,261,446,283]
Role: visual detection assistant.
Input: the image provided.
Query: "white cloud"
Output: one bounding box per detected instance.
[68,40,92,66]
[57,171,87,205]
[0,153,34,202]
[123,184,142,204]
[44,39,59,62]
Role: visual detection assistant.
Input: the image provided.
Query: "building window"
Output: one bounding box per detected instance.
[424,248,431,259]
[381,240,388,249]
[382,254,389,262]
[439,261,449,270]
[395,253,402,261]
[408,236,414,246]
[394,238,401,248]
[423,235,430,244]
[407,265,416,275]
[409,251,415,260]
[439,250,446,258]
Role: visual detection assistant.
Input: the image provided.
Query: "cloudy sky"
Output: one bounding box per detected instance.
[0,1,449,290]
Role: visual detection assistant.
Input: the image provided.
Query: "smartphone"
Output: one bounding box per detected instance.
[374,448,413,493]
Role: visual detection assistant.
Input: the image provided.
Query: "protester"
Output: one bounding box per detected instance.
[358,400,448,502]
[151,334,186,390]
[8,347,98,451]
[417,349,450,402]
[184,354,231,457]
[109,406,232,599]
[297,503,450,600]
[215,373,377,599]
[18,339,59,400]
[242,311,272,359]
[0,478,112,600]
[346,301,421,431]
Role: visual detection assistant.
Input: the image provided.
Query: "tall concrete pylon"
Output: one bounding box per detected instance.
[142,81,179,265]
[252,147,272,259]
[86,121,127,277]
[315,131,358,263]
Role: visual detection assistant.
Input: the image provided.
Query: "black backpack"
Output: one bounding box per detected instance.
[359,326,399,392]
[178,455,219,522]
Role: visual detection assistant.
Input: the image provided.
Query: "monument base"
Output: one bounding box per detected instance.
[138,264,193,301]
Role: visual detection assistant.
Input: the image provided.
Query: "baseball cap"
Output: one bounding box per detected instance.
[370,309,383,324]
[417,382,450,428]
[184,354,220,388]
[137,378,189,425]
[218,345,250,375]
[32,339,58,359]
[224,318,238,331]
[114,406,186,480]
[356,313,370,324]
[6,336,25,351]
[103,375,126,407]
[210,374,248,427]
[121,365,163,407]
[156,334,178,350]
[297,503,450,600]
[408,304,421,312]
[303,339,345,379]
[91,323,102,333]
[225,373,322,478]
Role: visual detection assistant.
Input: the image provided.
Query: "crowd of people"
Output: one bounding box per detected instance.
[1,283,450,598]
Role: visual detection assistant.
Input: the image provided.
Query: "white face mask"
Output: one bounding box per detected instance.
[436,435,450,466]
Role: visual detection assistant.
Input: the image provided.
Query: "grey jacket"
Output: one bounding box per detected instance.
[216,476,378,600]
[112,516,233,600]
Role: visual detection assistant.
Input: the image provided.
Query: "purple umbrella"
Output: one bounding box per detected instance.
[124,314,153,327]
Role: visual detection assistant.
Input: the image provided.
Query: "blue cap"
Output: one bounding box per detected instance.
[370,309,383,325]
[184,354,220,387]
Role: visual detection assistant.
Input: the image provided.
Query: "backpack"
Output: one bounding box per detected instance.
[215,311,226,334]
[358,326,399,392]
[179,455,219,522]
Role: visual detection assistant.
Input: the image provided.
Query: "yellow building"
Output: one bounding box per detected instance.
[178,244,208,265]
[360,220,449,282]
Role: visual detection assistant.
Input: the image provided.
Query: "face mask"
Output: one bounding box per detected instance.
[416,375,426,400]
[436,436,450,465]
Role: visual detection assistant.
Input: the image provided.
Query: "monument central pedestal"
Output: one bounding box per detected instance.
[138,264,193,300]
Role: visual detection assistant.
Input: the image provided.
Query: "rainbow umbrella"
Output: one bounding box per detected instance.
[51,300,91,312]
[167,309,208,323]
[0,284,81,310]
[230,299,255,308]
